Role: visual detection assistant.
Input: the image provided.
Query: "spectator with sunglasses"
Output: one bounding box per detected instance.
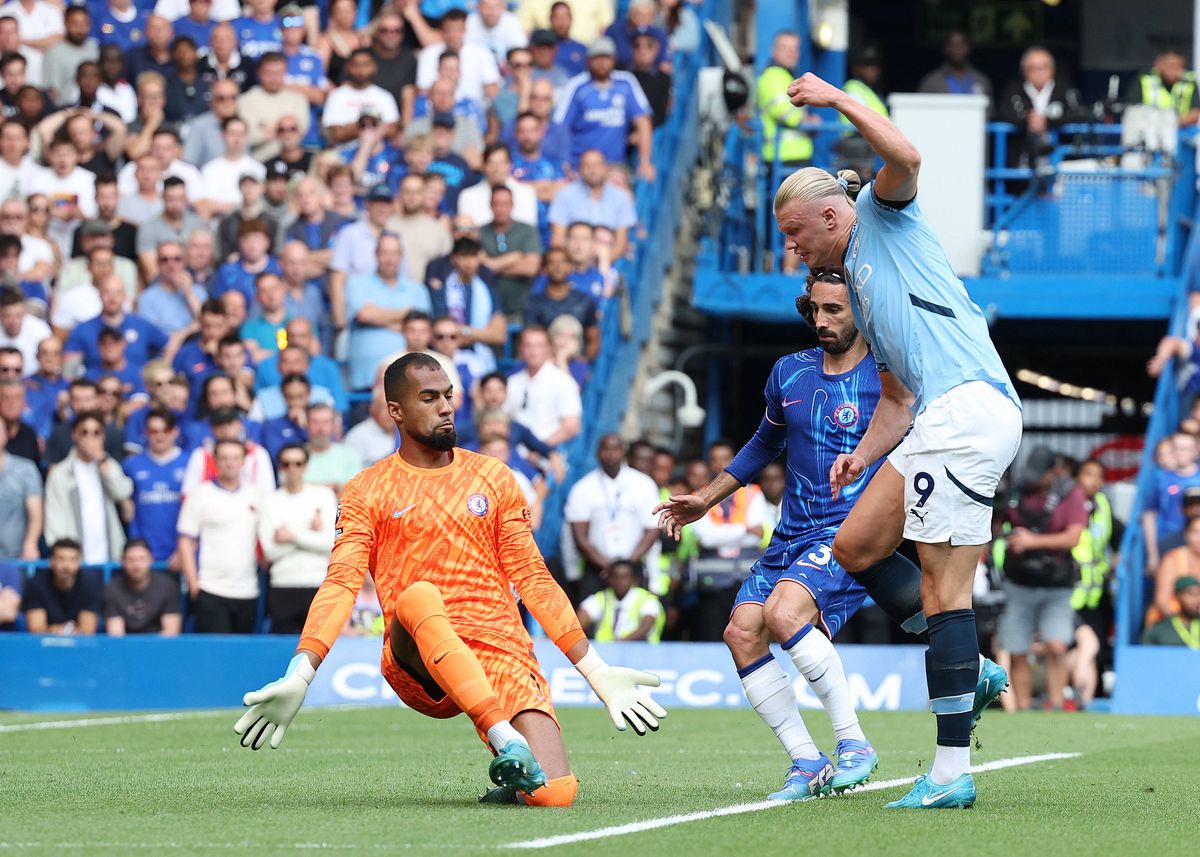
[123,408,186,564]
[137,240,205,334]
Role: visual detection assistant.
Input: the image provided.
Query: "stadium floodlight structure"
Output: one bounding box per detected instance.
[643,370,706,428]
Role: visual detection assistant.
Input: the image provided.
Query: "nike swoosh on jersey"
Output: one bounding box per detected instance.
[922,788,960,805]
[782,398,804,408]
[392,504,418,518]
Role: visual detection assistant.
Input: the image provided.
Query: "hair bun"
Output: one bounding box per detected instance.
[835,169,862,194]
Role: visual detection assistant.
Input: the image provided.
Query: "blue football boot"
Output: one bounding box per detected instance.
[885,773,976,809]
[489,740,546,794]
[829,738,879,793]
[973,658,1009,727]
[768,753,835,801]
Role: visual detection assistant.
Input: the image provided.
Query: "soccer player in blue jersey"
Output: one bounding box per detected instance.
[657,269,888,800]
[775,73,1024,809]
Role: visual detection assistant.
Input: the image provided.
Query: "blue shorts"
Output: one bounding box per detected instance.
[732,531,868,639]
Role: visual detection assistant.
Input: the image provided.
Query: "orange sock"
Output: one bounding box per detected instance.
[521,774,579,807]
[394,581,507,734]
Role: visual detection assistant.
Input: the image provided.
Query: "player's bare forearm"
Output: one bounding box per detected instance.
[830,89,920,190]
[853,394,912,467]
[698,471,742,513]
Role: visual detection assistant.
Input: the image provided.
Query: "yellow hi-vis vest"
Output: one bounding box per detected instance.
[591,586,664,643]
[757,64,813,163]
[1071,492,1113,611]
[842,79,888,120]
[1141,72,1197,118]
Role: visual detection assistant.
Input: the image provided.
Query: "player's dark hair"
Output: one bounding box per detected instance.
[795,266,847,329]
[384,352,444,401]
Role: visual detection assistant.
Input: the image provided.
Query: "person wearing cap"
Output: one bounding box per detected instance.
[198,116,267,217]
[416,9,500,107]
[994,447,1089,711]
[553,36,655,179]
[466,0,528,70]
[322,48,400,145]
[237,50,310,161]
[424,118,475,213]
[528,28,568,93]
[279,4,328,149]
[327,183,398,332]
[603,0,667,72]
[1141,576,1200,648]
[232,0,282,61]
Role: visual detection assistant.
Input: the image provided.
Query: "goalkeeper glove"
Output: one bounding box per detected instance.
[575,645,668,735]
[233,653,316,750]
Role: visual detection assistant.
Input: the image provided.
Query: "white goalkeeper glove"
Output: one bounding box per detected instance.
[575,645,667,735]
[233,653,316,750]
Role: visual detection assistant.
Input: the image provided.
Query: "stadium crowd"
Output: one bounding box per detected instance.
[0,0,707,637]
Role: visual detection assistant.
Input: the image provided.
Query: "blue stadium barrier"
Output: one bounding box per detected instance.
[0,635,929,713]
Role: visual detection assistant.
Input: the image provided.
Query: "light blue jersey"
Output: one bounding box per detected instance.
[844,183,1020,416]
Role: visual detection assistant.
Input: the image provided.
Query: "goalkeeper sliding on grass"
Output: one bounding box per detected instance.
[234,353,666,806]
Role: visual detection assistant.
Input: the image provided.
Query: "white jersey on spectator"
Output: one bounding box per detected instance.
[415,42,500,105]
[564,463,660,567]
[257,483,337,589]
[117,158,204,201]
[176,480,261,599]
[0,155,39,202]
[465,10,528,66]
[504,361,581,442]
[50,283,101,332]
[456,177,539,228]
[0,312,51,376]
[153,0,240,21]
[182,441,276,497]
[321,83,400,128]
[199,155,266,208]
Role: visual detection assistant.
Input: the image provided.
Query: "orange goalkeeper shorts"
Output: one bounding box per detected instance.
[380,637,559,732]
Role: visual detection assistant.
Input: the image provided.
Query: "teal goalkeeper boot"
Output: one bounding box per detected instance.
[973,658,1008,727]
[829,738,879,793]
[489,740,546,794]
[768,753,835,801]
[885,773,976,809]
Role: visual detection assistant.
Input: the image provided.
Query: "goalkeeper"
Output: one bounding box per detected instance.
[234,353,666,806]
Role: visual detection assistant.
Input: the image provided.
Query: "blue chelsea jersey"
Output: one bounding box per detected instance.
[844,182,1020,416]
[761,348,882,558]
[124,449,186,562]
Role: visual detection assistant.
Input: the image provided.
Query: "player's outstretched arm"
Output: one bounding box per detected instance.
[234,649,322,750]
[830,370,914,499]
[653,470,741,540]
[787,72,921,203]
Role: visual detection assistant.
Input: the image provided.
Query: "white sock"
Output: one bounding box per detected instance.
[979,653,985,672]
[486,720,524,751]
[785,627,866,743]
[740,657,820,761]
[930,745,971,783]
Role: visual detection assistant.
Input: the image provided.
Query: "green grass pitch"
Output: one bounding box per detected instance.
[2,706,1197,855]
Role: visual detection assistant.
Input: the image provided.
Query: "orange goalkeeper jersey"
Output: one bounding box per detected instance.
[298,449,585,660]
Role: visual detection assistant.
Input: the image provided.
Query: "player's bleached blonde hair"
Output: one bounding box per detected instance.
[773,167,862,213]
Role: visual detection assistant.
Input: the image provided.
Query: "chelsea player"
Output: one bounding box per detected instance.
[656,269,891,800]
[776,73,1023,809]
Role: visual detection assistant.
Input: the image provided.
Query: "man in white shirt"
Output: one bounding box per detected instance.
[0,0,60,80]
[176,438,262,633]
[116,128,203,201]
[29,137,97,260]
[0,285,49,373]
[257,442,336,634]
[504,325,580,445]
[0,118,36,201]
[416,8,500,104]
[198,115,267,216]
[0,197,52,287]
[564,433,661,597]
[466,0,527,70]
[322,48,400,144]
[456,141,539,228]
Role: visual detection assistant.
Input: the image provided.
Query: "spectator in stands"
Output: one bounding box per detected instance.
[1068,458,1116,710]
[177,438,260,633]
[996,446,1088,711]
[170,0,221,49]
[627,439,654,475]
[757,30,810,174]
[630,29,670,127]
[0,286,46,373]
[525,246,599,356]
[377,310,464,391]
[232,0,281,61]
[1143,431,1200,573]
[278,242,325,334]
[345,232,433,394]
[502,78,569,167]
[457,142,538,228]
[425,115,476,210]
[185,228,217,293]
[490,46,534,132]
[528,28,568,93]
[259,442,337,634]
[1150,514,1200,626]
[1142,576,1200,648]
[258,373,310,461]
[182,78,241,168]
[554,36,654,178]
[0,197,55,290]
[560,220,613,301]
[214,219,281,306]
[66,274,168,376]
[83,176,138,263]
[254,318,346,413]
[284,176,350,282]
[467,0,527,69]
[217,173,282,261]
[407,81,484,168]
[604,0,667,71]
[50,244,106,336]
[198,24,255,94]
[126,14,173,81]
[45,411,133,564]
[22,539,99,634]
[323,49,400,144]
[45,378,122,463]
[92,0,148,50]
[505,325,581,446]
[416,8,500,105]
[918,29,993,105]
[0,560,20,630]
[367,8,416,123]
[239,272,289,364]
[996,47,1087,173]
[123,407,185,567]
[328,183,397,332]
[198,117,266,216]
[478,185,542,317]
[238,51,309,161]
[548,150,636,260]
[425,235,507,351]
[252,347,336,419]
[303,402,361,496]
[182,407,274,495]
[30,136,96,258]
[103,538,182,636]
[44,6,96,106]
[758,460,785,531]
[576,558,665,642]
[0,120,35,203]
[91,325,145,399]
[0,397,40,559]
[333,109,397,201]
[24,334,64,438]
[387,173,452,282]
[565,433,661,599]
[138,242,205,335]
[547,314,592,388]
[165,36,209,123]
[136,178,205,282]
[171,298,227,389]
[531,0,607,62]
[0,376,39,464]
[1125,46,1199,126]
[344,385,396,465]
[1161,485,1200,553]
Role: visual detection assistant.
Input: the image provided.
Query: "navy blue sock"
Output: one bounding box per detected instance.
[849,552,928,639]
[925,609,979,748]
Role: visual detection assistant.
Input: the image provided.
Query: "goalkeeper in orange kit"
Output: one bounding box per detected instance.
[233,353,666,806]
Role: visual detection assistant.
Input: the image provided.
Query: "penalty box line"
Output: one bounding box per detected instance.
[503,752,1083,851]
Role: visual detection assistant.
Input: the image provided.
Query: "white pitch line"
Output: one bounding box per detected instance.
[504,752,1082,851]
[0,704,371,734]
